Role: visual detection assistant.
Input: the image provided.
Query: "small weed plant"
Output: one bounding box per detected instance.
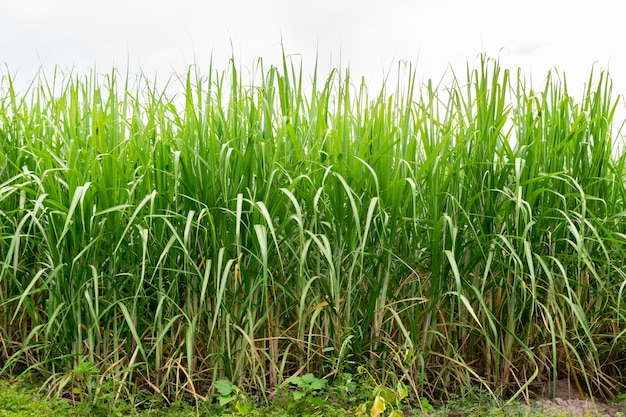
[213,379,250,415]
[353,366,433,417]
[285,373,328,411]
[71,361,101,404]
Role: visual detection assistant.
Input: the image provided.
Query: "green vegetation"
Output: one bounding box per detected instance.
[0,377,69,416]
[1,54,625,416]
[1,374,623,416]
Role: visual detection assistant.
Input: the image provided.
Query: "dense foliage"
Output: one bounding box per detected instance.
[1,55,625,404]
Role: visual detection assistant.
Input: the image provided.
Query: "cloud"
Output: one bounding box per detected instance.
[2,0,625,104]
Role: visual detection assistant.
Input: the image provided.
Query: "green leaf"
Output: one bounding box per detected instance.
[218,395,236,406]
[213,379,235,396]
[378,387,395,403]
[301,373,315,384]
[290,376,303,387]
[419,397,435,413]
[309,397,324,406]
[293,390,306,401]
[310,378,327,390]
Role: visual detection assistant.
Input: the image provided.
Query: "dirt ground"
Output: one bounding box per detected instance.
[523,379,625,417]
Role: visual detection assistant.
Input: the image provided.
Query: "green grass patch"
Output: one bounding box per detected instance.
[1,375,623,416]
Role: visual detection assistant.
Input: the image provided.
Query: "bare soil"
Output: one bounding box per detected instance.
[523,379,625,417]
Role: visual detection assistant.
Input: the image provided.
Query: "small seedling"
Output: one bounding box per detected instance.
[354,380,428,417]
[213,378,249,415]
[332,372,365,406]
[71,361,101,403]
[287,373,328,410]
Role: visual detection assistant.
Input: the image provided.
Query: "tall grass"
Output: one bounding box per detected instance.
[1,55,625,403]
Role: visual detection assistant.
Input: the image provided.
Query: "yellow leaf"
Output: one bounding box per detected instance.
[370,395,386,417]
[388,410,404,417]
[355,403,367,416]
[235,398,249,415]
[396,381,408,402]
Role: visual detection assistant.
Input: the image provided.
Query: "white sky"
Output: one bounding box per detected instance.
[2,0,626,108]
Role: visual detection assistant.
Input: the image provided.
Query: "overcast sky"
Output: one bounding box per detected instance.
[2,0,626,103]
